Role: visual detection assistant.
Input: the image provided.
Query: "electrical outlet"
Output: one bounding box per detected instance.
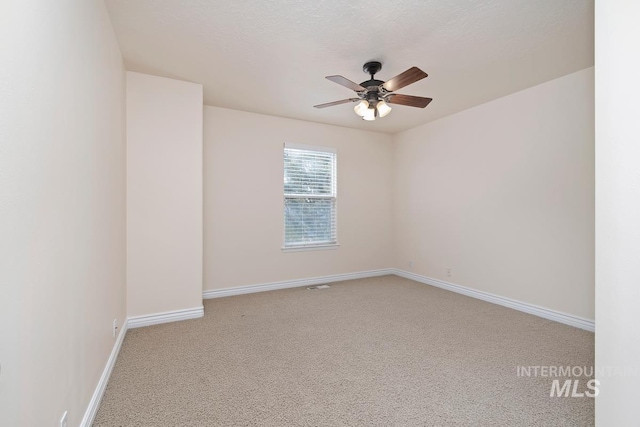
[446,268,452,278]
[409,260,413,269]
[112,319,118,338]
[59,411,68,427]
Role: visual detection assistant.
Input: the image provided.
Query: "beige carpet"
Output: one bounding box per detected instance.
[93,275,594,426]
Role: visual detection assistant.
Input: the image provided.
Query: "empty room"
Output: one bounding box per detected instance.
[1,0,639,426]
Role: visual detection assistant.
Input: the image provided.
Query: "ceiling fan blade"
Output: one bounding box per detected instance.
[387,94,433,108]
[326,75,366,92]
[314,98,360,108]
[382,67,428,92]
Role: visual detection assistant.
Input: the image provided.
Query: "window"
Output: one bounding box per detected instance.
[283,144,337,250]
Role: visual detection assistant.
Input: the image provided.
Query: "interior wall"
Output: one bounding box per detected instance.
[595,1,640,423]
[126,72,204,317]
[203,106,394,291]
[0,1,126,426]
[393,67,595,320]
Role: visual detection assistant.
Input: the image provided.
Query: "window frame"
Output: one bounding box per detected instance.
[282,143,339,252]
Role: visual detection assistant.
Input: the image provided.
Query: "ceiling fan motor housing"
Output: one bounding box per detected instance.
[361,61,384,89]
[361,79,385,89]
[364,91,381,106]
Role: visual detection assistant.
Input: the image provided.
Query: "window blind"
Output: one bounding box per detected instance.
[284,145,337,248]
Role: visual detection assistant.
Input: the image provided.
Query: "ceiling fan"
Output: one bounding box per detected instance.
[314,61,432,121]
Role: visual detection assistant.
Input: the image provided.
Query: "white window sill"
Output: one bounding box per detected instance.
[282,243,340,253]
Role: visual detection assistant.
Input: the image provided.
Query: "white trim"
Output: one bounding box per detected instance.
[127,306,204,329]
[80,306,206,425]
[80,319,129,427]
[202,268,594,331]
[284,142,337,153]
[393,269,595,332]
[282,243,340,252]
[202,269,395,299]
[78,269,592,426]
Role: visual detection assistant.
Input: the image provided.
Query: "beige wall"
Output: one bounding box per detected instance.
[126,72,204,317]
[0,1,126,426]
[595,1,640,423]
[0,1,603,424]
[393,68,595,320]
[204,106,394,290]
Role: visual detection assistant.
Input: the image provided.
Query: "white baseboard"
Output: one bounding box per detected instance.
[80,319,129,427]
[202,268,395,299]
[127,306,204,329]
[202,268,593,331]
[80,306,204,425]
[393,269,595,332]
[79,269,592,426]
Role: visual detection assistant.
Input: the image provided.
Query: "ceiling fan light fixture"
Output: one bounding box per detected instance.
[353,100,368,117]
[315,62,431,121]
[377,100,392,117]
[362,106,376,121]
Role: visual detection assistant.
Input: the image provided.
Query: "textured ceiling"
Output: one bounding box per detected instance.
[105,0,593,134]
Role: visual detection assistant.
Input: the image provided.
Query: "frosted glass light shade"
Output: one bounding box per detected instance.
[362,106,376,121]
[377,100,392,117]
[353,100,368,117]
